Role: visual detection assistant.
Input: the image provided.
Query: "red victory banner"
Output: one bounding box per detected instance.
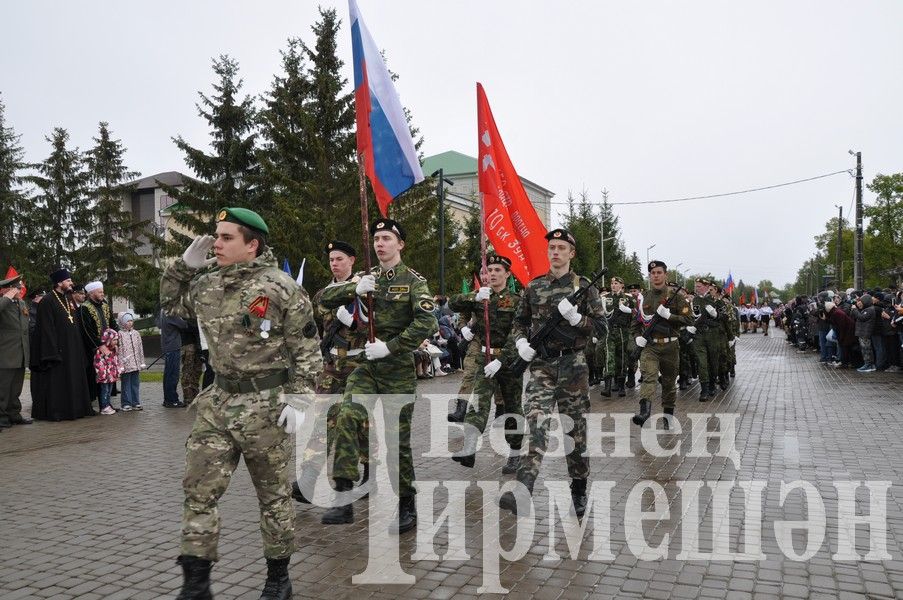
[477,83,549,284]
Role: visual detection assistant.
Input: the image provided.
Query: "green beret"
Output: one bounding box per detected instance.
[217,207,269,235]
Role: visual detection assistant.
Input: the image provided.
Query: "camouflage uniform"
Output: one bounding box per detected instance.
[637,286,693,411]
[180,322,204,403]
[512,271,605,489]
[449,287,523,451]
[592,294,611,380]
[605,291,636,384]
[319,261,436,497]
[692,294,723,391]
[160,249,321,561]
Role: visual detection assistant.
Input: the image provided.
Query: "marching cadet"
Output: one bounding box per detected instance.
[447,268,488,423]
[605,277,636,397]
[161,208,321,600]
[290,241,371,523]
[675,285,696,391]
[449,254,524,474]
[592,285,610,393]
[625,283,644,389]
[714,286,740,378]
[632,261,693,430]
[499,228,605,518]
[690,277,721,401]
[319,218,437,534]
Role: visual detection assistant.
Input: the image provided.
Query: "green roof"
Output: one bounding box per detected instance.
[421,151,478,176]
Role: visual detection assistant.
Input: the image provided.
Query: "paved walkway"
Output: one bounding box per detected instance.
[1,330,902,599]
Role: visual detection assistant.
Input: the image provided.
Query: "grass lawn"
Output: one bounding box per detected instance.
[26,371,166,382]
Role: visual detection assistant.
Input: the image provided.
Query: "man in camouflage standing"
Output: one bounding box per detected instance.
[499,229,605,518]
[632,261,693,430]
[319,218,437,533]
[690,277,722,401]
[625,283,644,389]
[449,254,523,474]
[161,208,321,600]
[605,277,636,397]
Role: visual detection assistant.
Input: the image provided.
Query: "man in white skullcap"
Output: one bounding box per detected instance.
[78,281,118,410]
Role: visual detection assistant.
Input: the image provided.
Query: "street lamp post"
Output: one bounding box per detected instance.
[646,244,656,286]
[431,169,455,296]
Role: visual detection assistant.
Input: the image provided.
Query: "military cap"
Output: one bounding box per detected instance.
[370,218,406,241]
[696,277,713,286]
[545,228,577,247]
[627,283,642,291]
[0,274,21,288]
[647,260,667,272]
[217,207,269,235]
[487,254,512,270]
[50,268,72,285]
[72,283,85,293]
[610,276,624,285]
[325,240,356,257]
[28,288,46,300]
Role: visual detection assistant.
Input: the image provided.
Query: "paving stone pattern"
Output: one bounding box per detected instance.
[1,330,902,599]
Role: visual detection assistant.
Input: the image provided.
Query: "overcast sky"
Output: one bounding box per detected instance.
[3,1,901,287]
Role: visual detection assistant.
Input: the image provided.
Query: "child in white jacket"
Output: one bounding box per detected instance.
[118,312,146,411]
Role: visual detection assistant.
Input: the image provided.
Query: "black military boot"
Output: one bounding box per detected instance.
[698,381,710,402]
[259,557,292,600]
[708,380,718,396]
[570,478,588,517]
[291,480,310,504]
[729,367,736,378]
[678,376,688,391]
[391,495,417,534]
[452,430,478,468]
[321,478,354,524]
[632,399,652,426]
[719,373,729,391]
[662,407,675,431]
[447,399,467,422]
[176,555,213,600]
[626,370,636,389]
[499,480,534,515]
[502,453,520,474]
[615,377,626,397]
[601,377,613,398]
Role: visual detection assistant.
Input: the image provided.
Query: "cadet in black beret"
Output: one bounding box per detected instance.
[487,254,512,270]
[325,240,356,257]
[627,283,642,291]
[369,218,406,241]
[647,260,667,272]
[545,228,577,247]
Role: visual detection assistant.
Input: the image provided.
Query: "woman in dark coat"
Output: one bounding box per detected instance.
[825,301,856,368]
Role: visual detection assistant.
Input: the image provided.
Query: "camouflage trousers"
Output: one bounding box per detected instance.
[592,335,609,379]
[517,352,590,486]
[604,326,631,379]
[693,329,720,384]
[181,343,204,403]
[181,385,292,561]
[463,350,524,450]
[333,353,417,497]
[639,339,679,410]
[678,334,697,380]
[458,341,500,408]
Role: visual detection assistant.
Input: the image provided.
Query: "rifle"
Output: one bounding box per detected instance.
[630,283,687,363]
[319,317,343,361]
[509,268,607,377]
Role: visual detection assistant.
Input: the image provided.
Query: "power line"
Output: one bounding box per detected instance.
[551,168,853,206]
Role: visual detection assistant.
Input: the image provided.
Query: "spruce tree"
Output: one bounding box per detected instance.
[26,128,90,278]
[82,121,152,304]
[0,93,29,273]
[165,55,259,246]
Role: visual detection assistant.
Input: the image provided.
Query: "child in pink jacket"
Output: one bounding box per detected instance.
[94,328,122,415]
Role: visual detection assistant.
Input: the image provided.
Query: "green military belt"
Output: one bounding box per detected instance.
[215,369,289,394]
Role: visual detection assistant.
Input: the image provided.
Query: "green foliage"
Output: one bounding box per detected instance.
[863,173,903,287]
[0,94,30,277]
[164,55,260,247]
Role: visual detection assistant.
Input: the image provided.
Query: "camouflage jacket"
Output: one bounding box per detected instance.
[159,249,321,395]
[512,270,605,352]
[606,291,636,329]
[313,276,368,362]
[691,294,723,331]
[319,260,437,356]
[639,285,694,338]
[449,287,519,362]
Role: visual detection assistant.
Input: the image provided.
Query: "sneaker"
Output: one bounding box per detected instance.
[863,365,877,372]
[133,404,143,411]
[886,365,900,373]
[101,406,116,415]
[121,405,133,412]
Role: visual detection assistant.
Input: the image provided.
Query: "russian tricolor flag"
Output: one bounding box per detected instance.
[349,0,424,216]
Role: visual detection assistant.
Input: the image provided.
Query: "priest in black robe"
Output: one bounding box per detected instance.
[30,268,93,421]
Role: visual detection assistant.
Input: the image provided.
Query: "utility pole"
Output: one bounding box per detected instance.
[431,169,454,296]
[850,151,864,290]
[599,189,608,287]
[835,205,842,289]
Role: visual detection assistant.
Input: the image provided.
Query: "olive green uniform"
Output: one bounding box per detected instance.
[637,286,694,410]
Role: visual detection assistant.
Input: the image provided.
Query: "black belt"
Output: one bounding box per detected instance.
[542,347,584,359]
[216,369,289,394]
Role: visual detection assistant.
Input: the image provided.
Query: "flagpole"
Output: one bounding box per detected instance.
[358,153,375,343]
[479,191,491,363]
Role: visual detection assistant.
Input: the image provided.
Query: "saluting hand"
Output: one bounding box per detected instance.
[182,235,216,269]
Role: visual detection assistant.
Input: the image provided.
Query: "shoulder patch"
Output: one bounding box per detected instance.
[407,267,426,282]
[302,320,318,339]
[418,299,435,312]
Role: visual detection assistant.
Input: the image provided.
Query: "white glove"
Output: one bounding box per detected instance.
[686,326,697,335]
[656,304,671,320]
[635,336,648,348]
[475,287,492,302]
[355,275,377,296]
[484,359,502,378]
[139,363,147,370]
[557,298,583,327]
[705,305,718,318]
[729,339,736,348]
[618,301,632,314]
[824,301,835,312]
[592,337,598,344]
[336,305,354,327]
[461,326,474,341]
[182,235,216,269]
[364,338,390,360]
[516,338,536,362]
[277,404,305,434]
